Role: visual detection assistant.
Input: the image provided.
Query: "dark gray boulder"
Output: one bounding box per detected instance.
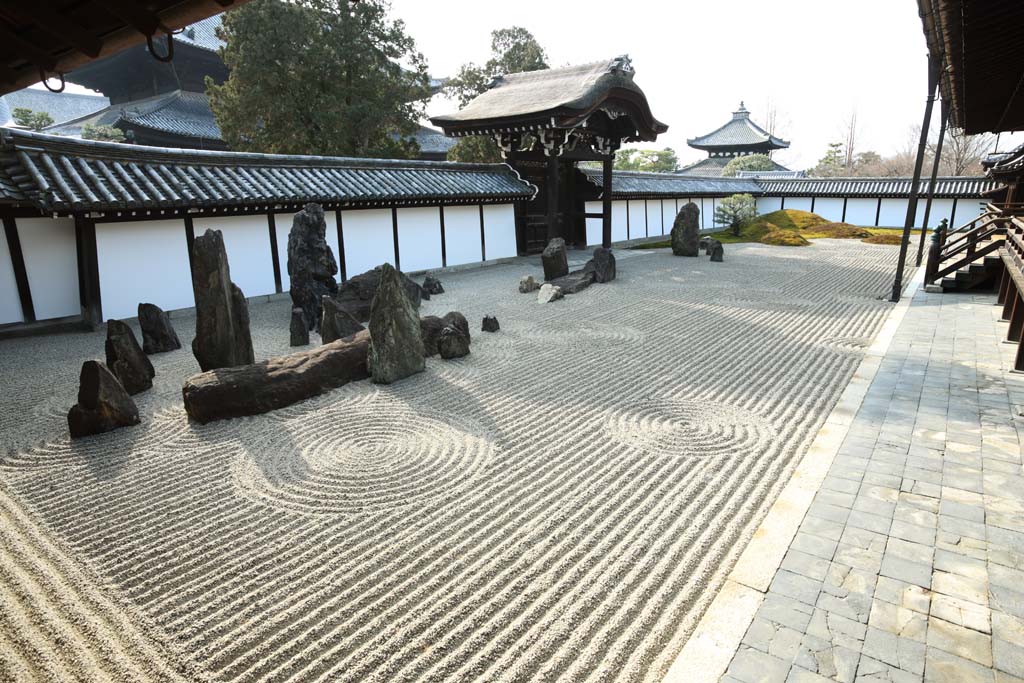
[137,303,180,354]
[438,326,470,359]
[190,229,255,372]
[421,312,470,357]
[709,239,724,262]
[482,315,500,333]
[290,307,309,346]
[335,265,423,322]
[422,275,444,295]
[542,237,569,281]
[699,236,710,253]
[367,263,425,384]
[586,247,616,283]
[321,296,365,344]
[550,269,595,294]
[671,202,701,256]
[105,319,154,395]
[288,203,339,332]
[67,361,140,438]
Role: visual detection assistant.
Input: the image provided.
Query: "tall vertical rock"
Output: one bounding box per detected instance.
[105,319,155,394]
[367,263,425,384]
[190,228,254,372]
[671,202,701,256]
[542,238,569,281]
[288,203,339,332]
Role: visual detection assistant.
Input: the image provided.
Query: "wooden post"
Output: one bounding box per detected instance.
[1009,293,1024,342]
[602,155,613,249]
[267,212,282,294]
[546,153,559,242]
[1015,327,1024,371]
[997,267,1010,306]
[892,52,941,302]
[1002,279,1018,322]
[1,209,35,322]
[916,98,949,267]
[924,227,943,285]
[74,214,102,328]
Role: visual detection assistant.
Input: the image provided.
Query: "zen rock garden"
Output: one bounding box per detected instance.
[671,202,723,261]
[528,237,617,304]
[68,202,475,435]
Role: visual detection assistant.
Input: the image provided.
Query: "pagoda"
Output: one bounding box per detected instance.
[675,102,790,177]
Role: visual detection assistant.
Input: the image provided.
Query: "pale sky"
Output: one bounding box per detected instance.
[395,0,1022,170]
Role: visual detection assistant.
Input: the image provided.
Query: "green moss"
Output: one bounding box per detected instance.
[761,230,810,246]
[802,222,872,239]
[862,233,904,245]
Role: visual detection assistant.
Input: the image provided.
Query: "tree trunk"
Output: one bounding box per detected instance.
[182,330,370,424]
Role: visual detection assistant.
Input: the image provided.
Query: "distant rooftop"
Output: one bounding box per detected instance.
[687,103,790,154]
[1,88,109,127]
[45,90,221,144]
[674,155,791,178]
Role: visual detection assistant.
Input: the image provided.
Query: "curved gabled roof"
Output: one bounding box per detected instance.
[687,103,789,152]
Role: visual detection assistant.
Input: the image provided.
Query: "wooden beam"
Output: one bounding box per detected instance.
[546,154,559,242]
[391,206,400,270]
[439,205,447,267]
[602,155,613,249]
[267,212,282,294]
[1,210,35,322]
[479,204,487,261]
[91,0,161,37]
[335,209,346,282]
[16,2,103,57]
[184,214,196,272]
[74,214,102,328]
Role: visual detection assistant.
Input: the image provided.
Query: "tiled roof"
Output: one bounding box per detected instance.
[45,91,221,142]
[687,103,789,151]
[674,156,790,178]
[412,126,456,155]
[1,88,109,127]
[986,142,1024,176]
[176,15,226,53]
[757,176,998,198]
[0,129,535,213]
[581,168,761,198]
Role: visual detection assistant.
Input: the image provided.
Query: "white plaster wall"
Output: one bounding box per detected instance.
[645,200,663,236]
[483,204,517,260]
[611,201,628,242]
[200,215,276,298]
[17,217,80,321]
[340,208,394,276]
[442,205,482,266]
[844,198,878,226]
[0,227,24,324]
[878,199,908,227]
[662,199,677,233]
[96,219,191,320]
[785,197,813,212]
[756,197,783,215]
[586,217,602,247]
[814,198,845,222]
[627,200,646,239]
[272,212,295,291]
[914,198,955,228]
[952,200,986,228]
[396,206,443,272]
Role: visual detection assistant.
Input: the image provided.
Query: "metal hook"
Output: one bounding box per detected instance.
[39,69,65,93]
[147,30,174,63]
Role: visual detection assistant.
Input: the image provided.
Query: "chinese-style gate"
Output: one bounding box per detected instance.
[432,56,667,254]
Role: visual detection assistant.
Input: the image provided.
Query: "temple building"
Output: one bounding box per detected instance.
[675,103,791,177]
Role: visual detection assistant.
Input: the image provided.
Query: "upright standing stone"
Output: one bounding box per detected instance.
[287,203,339,332]
[67,361,140,438]
[190,229,255,371]
[367,263,425,384]
[671,202,701,256]
[709,239,725,262]
[105,319,155,395]
[586,247,616,283]
[481,315,500,333]
[542,238,569,281]
[320,296,365,343]
[290,307,309,346]
[137,303,180,354]
[422,275,444,295]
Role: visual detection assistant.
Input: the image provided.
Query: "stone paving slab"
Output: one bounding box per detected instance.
[679,283,1024,682]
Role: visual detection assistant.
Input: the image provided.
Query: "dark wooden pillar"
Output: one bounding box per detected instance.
[917,98,950,266]
[1002,279,1018,321]
[74,214,102,328]
[546,153,559,242]
[892,52,941,302]
[1009,293,1024,342]
[1,209,35,322]
[997,267,1010,307]
[267,212,282,294]
[602,155,613,249]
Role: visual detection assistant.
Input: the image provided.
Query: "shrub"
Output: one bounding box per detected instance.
[81,124,126,143]
[720,154,775,177]
[714,193,757,236]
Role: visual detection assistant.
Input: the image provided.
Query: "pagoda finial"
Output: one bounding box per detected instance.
[733,101,750,119]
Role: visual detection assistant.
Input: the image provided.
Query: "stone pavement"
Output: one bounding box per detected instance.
[720,288,1024,682]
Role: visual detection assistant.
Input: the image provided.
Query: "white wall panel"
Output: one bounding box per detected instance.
[0,226,24,324]
[814,198,845,222]
[585,201,602,246]
[627,200,646,239]
[483,204,517,260]
[878,199,908,227]
[645,200,663,236]
[951,200,986,228]
[341,208,394,276]
[272,212,296,290]
[914,198,955,229]
[844,198,877,226]
[17,217,80,321]
[662,199,677,233]
[397,207,443,272]
[611,201,628,242]
[785,197,813,212]
[757,197,783,215]
[442,205,482,266]
[96,219,191,320]
[200,215,276,298]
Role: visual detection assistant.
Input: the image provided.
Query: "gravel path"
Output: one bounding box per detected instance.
[0,240,906,682]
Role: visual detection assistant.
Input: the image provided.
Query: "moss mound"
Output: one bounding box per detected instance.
[761,230,810,247]
[806,222,872,239]
[755,209,829,232]
[862,233,903,245]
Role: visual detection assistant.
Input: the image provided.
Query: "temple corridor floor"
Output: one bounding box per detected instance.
[0,240,907,682]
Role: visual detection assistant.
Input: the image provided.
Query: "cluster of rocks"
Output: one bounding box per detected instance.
[672,202,724,262]
[525,238,617,304]
[68,301,181,438]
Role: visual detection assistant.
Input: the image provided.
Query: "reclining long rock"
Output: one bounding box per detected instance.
[182,330,370,423]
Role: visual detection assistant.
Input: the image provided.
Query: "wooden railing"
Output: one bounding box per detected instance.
[994,216,1024,371]
[925,206,1011,285]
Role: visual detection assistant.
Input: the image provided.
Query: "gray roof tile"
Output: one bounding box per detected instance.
[687,104,789,151]
[1,88,109,127]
